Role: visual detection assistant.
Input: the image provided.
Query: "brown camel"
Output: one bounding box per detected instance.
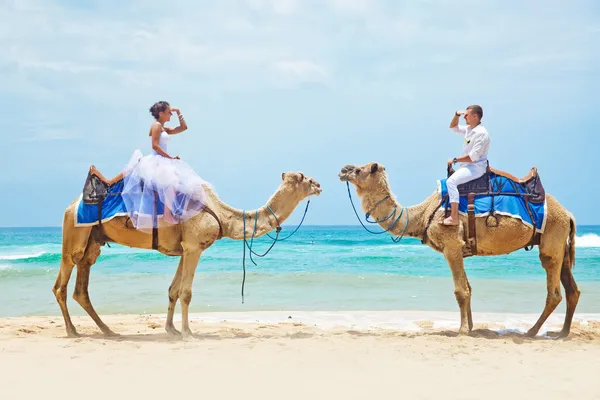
[338,162,578,338]
[54,169,322,337]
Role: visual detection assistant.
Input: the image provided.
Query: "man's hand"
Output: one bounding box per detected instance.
[455,110,466,116]
[448,158,455,165]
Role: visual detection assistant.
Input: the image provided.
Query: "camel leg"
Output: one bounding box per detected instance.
[444,248,473,335]
[71,238,116,336]
[52,258,78,337]
[179,244,202,338]
[54,202,94,337]
[72,263,116,336]
[165,257,184,336]
[466,278,474,331]
[547,262,580,338]
[526,253,563,337]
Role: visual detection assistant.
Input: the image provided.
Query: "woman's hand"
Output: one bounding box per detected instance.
[172,155,181,160]
[170,107,181,115]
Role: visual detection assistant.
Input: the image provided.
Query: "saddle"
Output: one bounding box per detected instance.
[81,165,223,249]
[447,162,545,203]
[445,161,545,256]
[82,166,124,205]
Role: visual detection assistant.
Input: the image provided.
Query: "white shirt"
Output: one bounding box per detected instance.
[450,123,490,167]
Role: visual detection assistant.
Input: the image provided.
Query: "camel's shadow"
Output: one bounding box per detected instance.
[423,328,569,342]
[60,327,574,343]
[59,330,313,343]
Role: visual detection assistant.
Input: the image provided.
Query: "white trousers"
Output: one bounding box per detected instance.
[446,163,487,203]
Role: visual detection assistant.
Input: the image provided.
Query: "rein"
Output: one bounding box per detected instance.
[240,200,311,302]
[345,181,409,243]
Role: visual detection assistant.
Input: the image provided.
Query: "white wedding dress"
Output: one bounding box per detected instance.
[121,131,211,231]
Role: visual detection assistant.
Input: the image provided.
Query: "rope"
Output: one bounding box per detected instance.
[345,181,409,242]
[266,200,310,241]
[239,201,310,302]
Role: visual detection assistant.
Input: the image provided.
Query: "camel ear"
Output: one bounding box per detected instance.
[370,163,379,174]
[298,173,305,182]
[282,172,286,181]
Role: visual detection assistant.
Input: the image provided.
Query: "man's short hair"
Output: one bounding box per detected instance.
[467,105,483,120]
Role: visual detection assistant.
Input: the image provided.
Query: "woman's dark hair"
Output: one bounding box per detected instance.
[149,101,170,120]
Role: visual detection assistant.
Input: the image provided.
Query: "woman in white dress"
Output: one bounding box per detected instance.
[121,101,211,232]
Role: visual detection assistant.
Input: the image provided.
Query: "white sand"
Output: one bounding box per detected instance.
[2,311,600,400]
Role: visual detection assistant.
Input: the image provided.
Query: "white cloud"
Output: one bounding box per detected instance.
[14,129,80,143]
[274,60,329,83]
[328,0,375,15]
[245,0,301,15]
[0,0,597,105]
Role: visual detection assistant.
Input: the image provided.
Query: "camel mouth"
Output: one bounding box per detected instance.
[338,164,357,182]
[312,187,323,196]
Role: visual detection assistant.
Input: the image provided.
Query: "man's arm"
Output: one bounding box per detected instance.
[466,132,490,162]
[448,154,473,164]
[450,110,467,134]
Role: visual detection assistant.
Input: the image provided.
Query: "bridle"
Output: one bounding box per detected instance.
[345,181,409,243]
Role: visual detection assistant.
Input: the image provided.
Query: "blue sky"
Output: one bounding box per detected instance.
[0,0,598,227]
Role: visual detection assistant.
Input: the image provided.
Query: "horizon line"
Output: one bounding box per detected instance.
[1,224,600,229]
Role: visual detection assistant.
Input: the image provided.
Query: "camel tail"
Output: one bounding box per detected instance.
[565,213,576,270]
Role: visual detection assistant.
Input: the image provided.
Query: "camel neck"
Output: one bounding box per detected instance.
[208,186,301,240]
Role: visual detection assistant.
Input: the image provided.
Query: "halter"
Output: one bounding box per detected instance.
[240,200,311,302]
[345,181,409,243]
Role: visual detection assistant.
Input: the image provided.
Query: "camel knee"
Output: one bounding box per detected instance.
[547,288,562,307]
[454,289,471,306]
[72,290,89,306]
[570,290,581,305]
[180,288,192,305]
[53,286,68,303]
[168,283,180,301]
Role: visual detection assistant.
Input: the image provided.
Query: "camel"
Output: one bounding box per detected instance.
[338,162,578,338]
[54,169,322,338]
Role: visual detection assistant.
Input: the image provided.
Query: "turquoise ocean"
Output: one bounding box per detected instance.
[1,226,599,319]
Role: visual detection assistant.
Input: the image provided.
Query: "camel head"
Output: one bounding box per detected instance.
[338,162,387,190]
[281,172,322,198]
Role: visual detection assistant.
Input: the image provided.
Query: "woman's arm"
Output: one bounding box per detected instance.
[164,107,188,135]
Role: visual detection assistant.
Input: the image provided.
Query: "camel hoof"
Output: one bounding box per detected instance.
[525,329,538,338]
[181,328,194,339]
[103,330,119,337]
[457,328,470,336]
[546,330,569,339]
[66,330,81,338]
[166,325,182,337]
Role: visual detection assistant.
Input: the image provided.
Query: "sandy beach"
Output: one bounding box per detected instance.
[2,311,600,400]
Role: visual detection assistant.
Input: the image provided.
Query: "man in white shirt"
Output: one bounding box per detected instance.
[442,105,491,226]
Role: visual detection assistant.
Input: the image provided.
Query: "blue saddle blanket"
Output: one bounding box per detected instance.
[75,178,169,226]
[76,179,128,226]
[437,173,547,232]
